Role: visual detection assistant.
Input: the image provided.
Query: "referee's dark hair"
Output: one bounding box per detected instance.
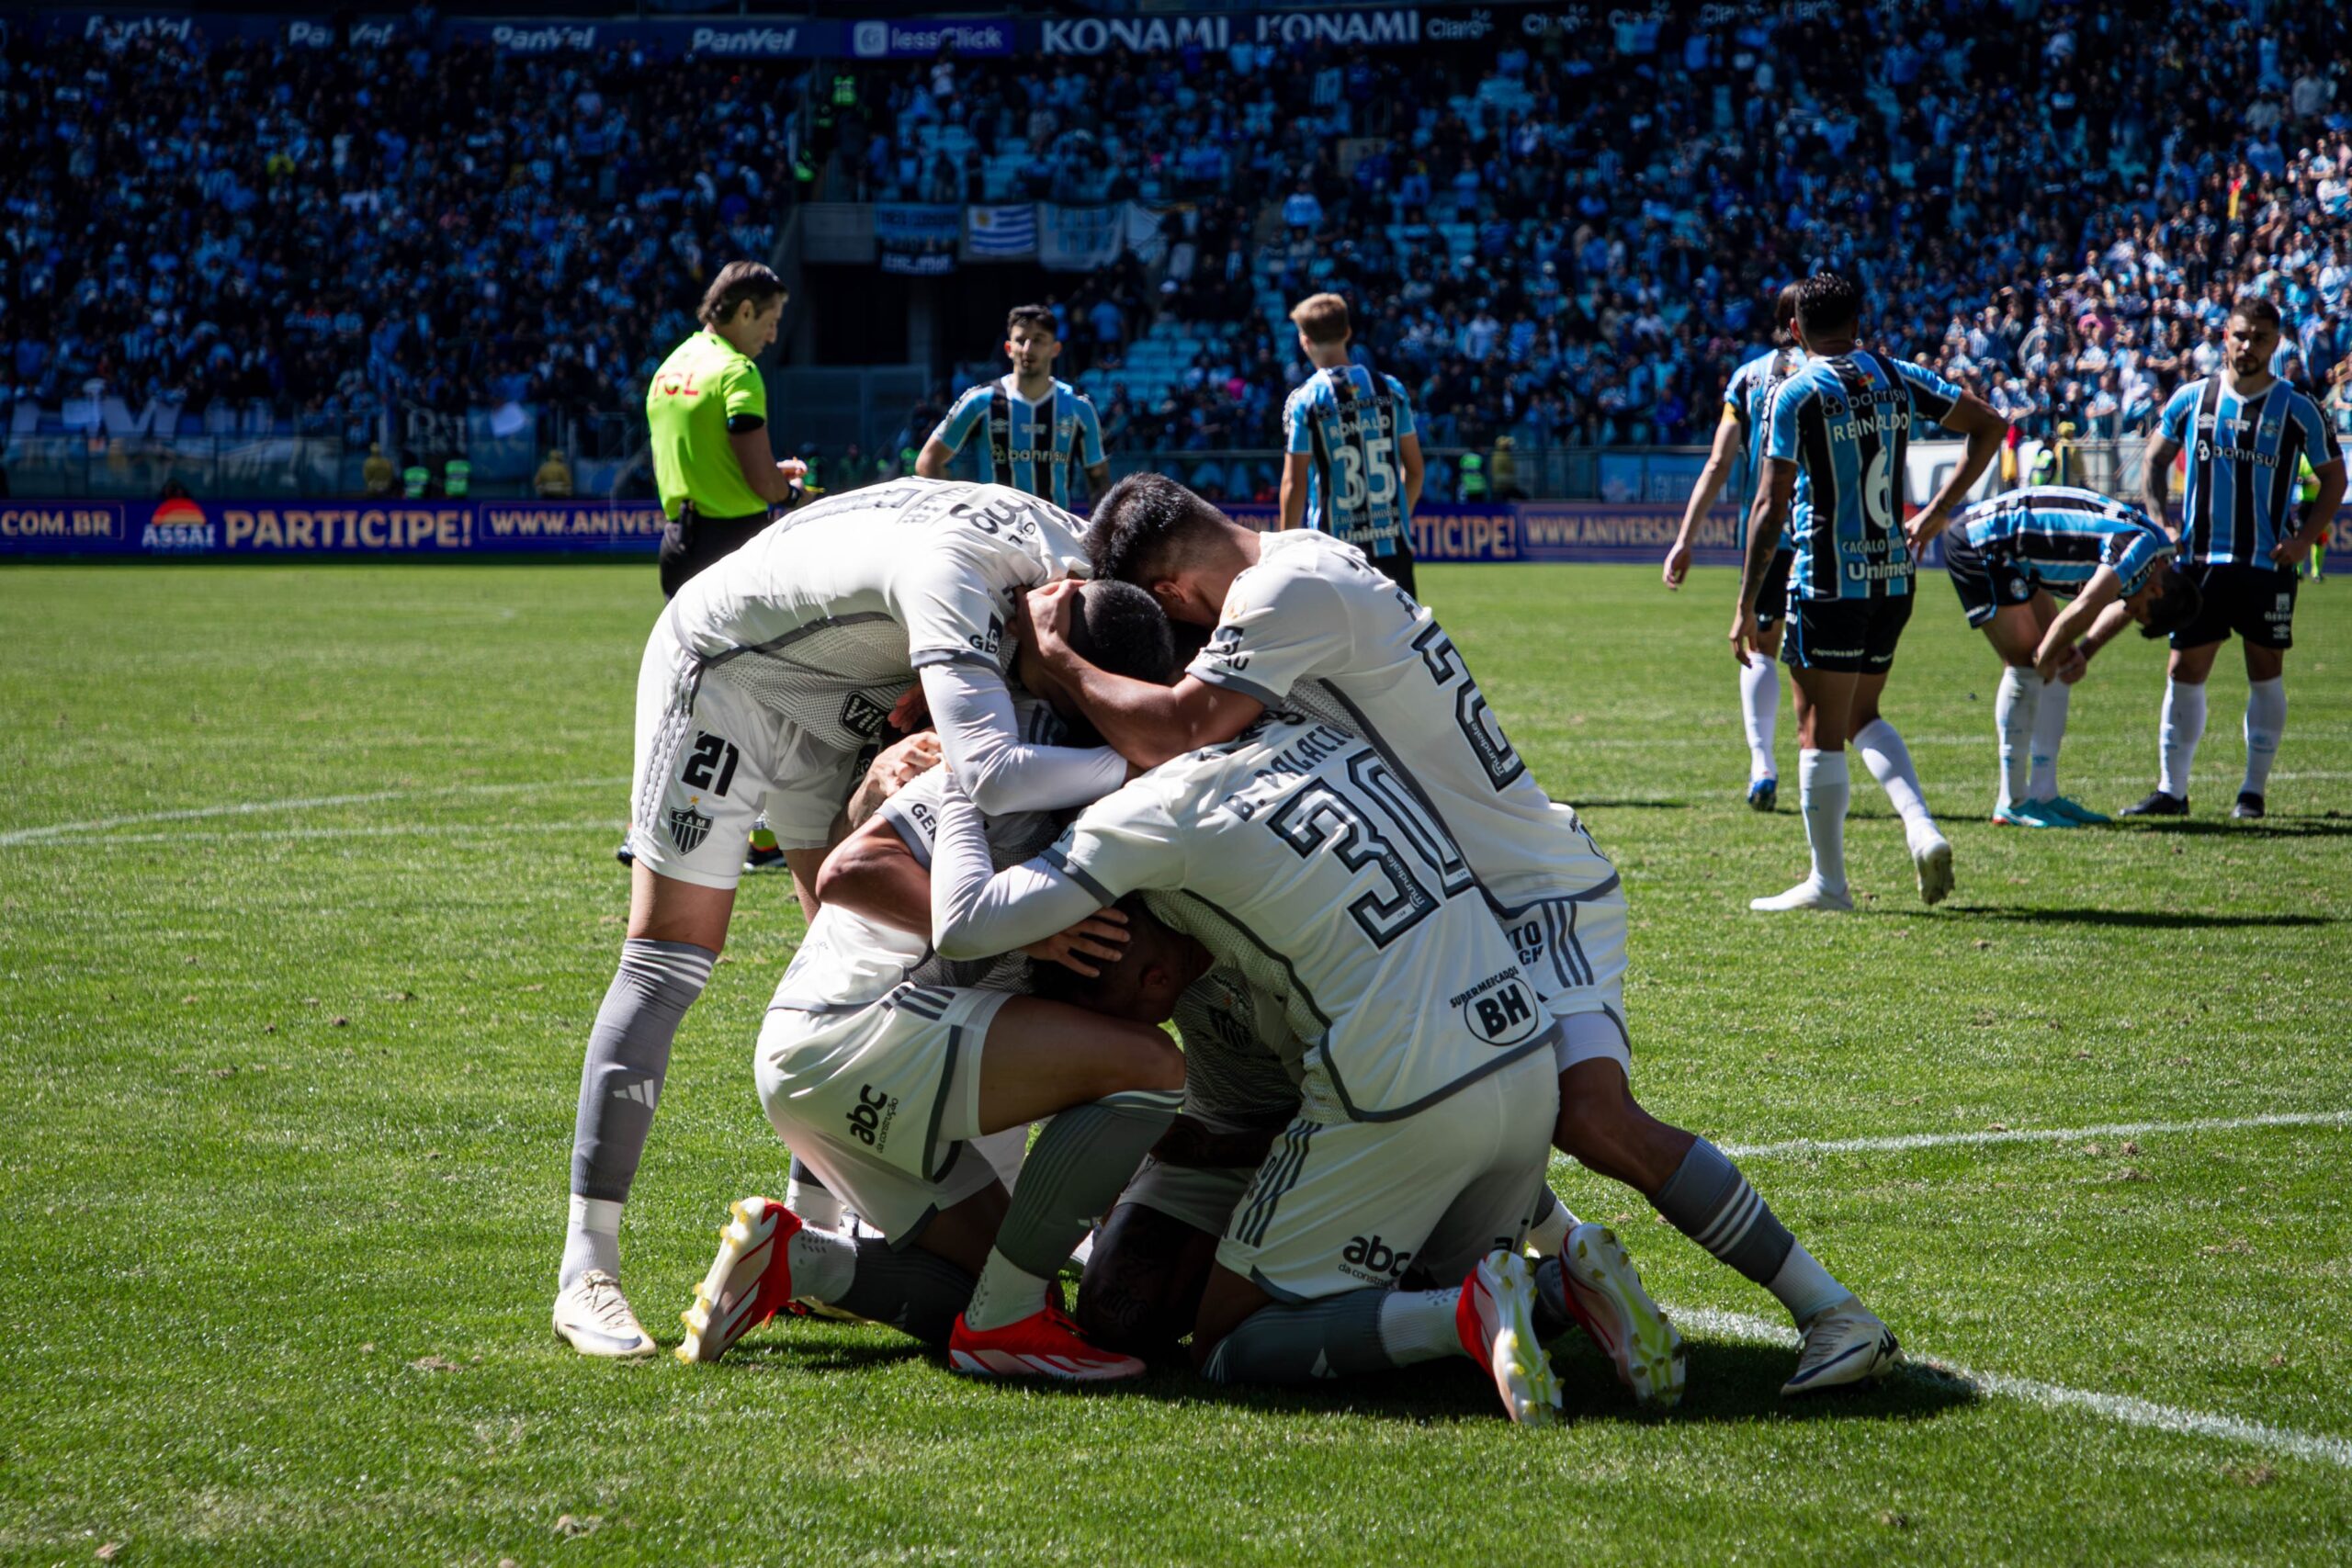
[1795,271,1862,336]
[698,261,788,329]
[1066,579,1178,686]
[2139,566,2202,640]
[1086,473,1228,587]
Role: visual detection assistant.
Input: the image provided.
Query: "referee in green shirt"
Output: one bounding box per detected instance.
[648,260,805,599]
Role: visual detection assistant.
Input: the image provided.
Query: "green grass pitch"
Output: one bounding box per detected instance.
[4,562,2348,1565]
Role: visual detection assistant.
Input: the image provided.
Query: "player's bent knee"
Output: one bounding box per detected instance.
[1100,1022,1186,1096]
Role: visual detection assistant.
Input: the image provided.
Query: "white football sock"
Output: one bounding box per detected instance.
[1994,666,2040,809]
[560,1194,623,1289]
[2158,678,2207,797]
[1854,717,1939,841]
[2029,676,2072,800]
[1378,1288,1468,1365]
[2242,678,2285,796]
[1526,1192,1577,1257]
[1766,1241,1851,1328]
[963,1250,1053,1332]
[1739,657,1781,782]
[785,1170,847,1232]
[786,1223,857,1306]
[1798,748,1850,894]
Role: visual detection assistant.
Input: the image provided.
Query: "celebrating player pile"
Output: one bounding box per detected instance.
[621,463,1912,1423]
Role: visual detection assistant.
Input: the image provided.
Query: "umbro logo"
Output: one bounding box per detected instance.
[609,1080,659,1110]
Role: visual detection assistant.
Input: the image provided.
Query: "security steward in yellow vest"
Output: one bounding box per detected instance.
[647,260,805,600]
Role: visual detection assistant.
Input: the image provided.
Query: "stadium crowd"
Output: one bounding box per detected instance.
[3,3,2348,473]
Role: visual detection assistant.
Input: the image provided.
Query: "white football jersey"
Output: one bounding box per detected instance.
[664,479,1091,751]
[1041,712,1553,1123]
[1186,528,1616,1007]
[769,707,1065,1013]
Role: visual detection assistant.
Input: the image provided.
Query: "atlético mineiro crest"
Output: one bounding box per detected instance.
[669,805,714,854]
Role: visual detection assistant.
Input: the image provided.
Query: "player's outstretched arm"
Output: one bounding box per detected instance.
[920,661,1127,815]
[930,772,1112,962]
[1668,412,1742,589]
[1027,581,1264,769]
[1915,391,2008,536]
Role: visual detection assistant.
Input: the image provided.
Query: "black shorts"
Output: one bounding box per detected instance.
[2172,563,2297,650]
[1943,533,2045,627]
[1781,593,1915,674]
[1755,547,1793,628]
[659,508,773,600]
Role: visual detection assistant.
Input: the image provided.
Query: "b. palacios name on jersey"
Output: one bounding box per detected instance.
[1206,715,1351,819]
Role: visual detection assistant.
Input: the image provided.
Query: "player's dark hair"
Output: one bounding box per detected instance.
[2139,566,2202,640]
[1067,579,1177,686]
[2228,296,2282,333]
[1086,472,1230,586]
[1007,304,1058,340]
[1795,271,1862,336]
[697,260,787,329]
[1027,896,1161,1007]
[1770,281,1804,346]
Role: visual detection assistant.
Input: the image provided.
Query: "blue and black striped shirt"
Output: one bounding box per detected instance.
[1283,365,1419,558]
[1765,351,1963,601]
[932,376,1106,510]
[2157,375,2342,566]
[1724,346,1804,549]
[1957,485,2174,596]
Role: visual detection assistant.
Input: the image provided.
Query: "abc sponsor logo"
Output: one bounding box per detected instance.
[1340,1234,1413,1283]
[845,1083,899,1148]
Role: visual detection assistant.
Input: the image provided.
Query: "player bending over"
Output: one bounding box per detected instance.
[2127,297,2345,821]
[1732,272,2007,911]
[1665,282,1805,809]
[553,479,1137,1358]
[1035,474,1894,1397]
[929,705,1576,1423]
[1911,486,2202,827]
[673,581,1182,1380]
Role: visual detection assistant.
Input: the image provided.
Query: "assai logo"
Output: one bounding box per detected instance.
[667,804,713,854]
[141,497,215,553]
[1451,969,1542,1047]
[845,1083,898,1147]
[1340,1234,1413,1282]
[968,613,1004,659]
[840,689,890,739]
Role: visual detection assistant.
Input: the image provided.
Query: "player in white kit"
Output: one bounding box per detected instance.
[926,705,1570,1423]
[555,479,1137,1359]
[1035,475,1896,1396]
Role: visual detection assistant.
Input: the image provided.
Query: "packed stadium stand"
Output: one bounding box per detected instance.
[4,3,2348,498]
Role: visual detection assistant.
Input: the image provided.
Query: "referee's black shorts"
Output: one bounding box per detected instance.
[660,505,773,600]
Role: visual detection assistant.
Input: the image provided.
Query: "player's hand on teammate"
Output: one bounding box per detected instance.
[1904,506,1949,556]
[2037,644,2090,684]
[1728,605,1763,668]
[1021,907,1130,977]
[843,730,942,825]
[1661,537,1693,590]
[1019,580,1083,666]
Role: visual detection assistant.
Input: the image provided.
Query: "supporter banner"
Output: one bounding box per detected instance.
[13,500,2346,567]
[875,205,962,276]
[0,498,668,558]
[1038,206,1125,273]
[966,205,1039,260]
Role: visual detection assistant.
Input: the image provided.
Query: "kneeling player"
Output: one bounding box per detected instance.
[930,705,1669,1425]
[1914,486,2202,827]
[673,582,1183,1381]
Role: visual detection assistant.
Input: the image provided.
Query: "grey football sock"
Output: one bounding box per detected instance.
[1201,1289,1393,1386]
[990,1087,1183,1280]
[1649,1136,1796,1287]
[834,1238,977,1348]
[562,939,713,1284]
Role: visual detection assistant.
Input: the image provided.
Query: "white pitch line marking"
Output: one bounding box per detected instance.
[1717,1110,2352,1162]
[41,821,620,848]
[0,777,628,847]
[1668,1305,2352,1471]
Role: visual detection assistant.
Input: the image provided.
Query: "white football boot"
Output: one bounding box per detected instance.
[1749,878,1854,912]
[1456,1249,1562,1427]
[677,1196,804,1364]
[1782,1295,1899,1396]
[552,1269,657,1359]
[1555,1223,1686,1410]
[1910,830,1955,907]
